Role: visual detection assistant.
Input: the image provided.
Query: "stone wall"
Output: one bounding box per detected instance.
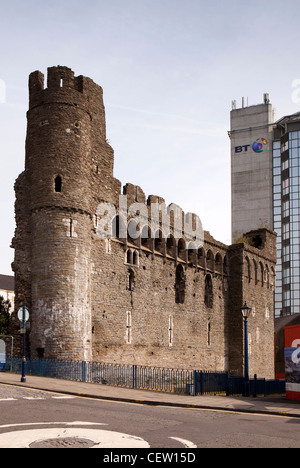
[227,229,276,379]
[91,233,229,371]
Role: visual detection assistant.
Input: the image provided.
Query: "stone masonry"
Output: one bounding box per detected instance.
[11,66,277,378]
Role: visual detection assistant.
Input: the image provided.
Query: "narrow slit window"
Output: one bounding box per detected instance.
[175,264,186,304]
[169,315,173,347]
[207,320,211,346]
[126,311,132,344]
[127,268,135,291]
[55,176,62,193]
[69,219,73,238]
[204,274,213,308]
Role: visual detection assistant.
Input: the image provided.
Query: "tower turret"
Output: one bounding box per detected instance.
[12,66,120,360]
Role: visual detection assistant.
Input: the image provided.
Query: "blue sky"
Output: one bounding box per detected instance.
[1,0,300,275]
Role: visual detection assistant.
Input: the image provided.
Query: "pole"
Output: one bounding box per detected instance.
[21,306,26,382]
[244,316,249,396]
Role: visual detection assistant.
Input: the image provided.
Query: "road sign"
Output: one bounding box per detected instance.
[17,307,29,322]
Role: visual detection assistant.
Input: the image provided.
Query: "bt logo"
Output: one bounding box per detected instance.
[235,137,268,154]
[252,138,268,153]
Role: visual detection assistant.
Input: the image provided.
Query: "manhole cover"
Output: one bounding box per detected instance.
[30,437,95,448]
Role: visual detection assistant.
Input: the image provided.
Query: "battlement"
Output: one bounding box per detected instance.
[119,182,205,244]
[28,66,104,113]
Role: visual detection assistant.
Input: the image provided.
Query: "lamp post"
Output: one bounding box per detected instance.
[21,306,27,383]
[18,306,29,383]
[241,301,251,396]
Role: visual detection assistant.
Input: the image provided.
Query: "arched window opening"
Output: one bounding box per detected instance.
[175,264,186,304]
[127,219,140,247]
[187,242,196,264]
[166,235,176,257]
[260,262,264,287]
[253,260,258,285]
[215,253,223,275]
[133,250,139,266]
[113,215,126,240]
[245,256,251,283]
[126,249,133,265]
[178,238,186,261]
[125,248,139,267]
[141,225,153,250]
[112,215,120,238]
[54,175,62,193]
[198,248,205,269]
[206,250,214,272]
[204,274,213,308]
[154,230,164,254]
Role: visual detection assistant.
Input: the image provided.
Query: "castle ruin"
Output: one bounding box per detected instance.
[11,66,277,378]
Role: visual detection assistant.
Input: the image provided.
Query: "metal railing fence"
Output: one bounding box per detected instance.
[5,358,286,397]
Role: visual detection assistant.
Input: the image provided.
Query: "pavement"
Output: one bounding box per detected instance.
[1,371,300,419]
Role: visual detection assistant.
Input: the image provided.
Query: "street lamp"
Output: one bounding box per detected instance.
[241,301,252,396]
[18,306,29,383]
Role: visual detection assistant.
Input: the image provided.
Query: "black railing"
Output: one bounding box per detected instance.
[4,358,286,397]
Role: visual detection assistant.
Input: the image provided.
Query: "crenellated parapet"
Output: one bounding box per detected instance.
[28,66,106,140]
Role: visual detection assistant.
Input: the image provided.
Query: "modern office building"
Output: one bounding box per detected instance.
[230,95,275,241]
[272,113,300,317]
[230,97,300,317]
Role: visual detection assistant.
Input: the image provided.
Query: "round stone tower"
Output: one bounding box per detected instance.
[12,66,118,360]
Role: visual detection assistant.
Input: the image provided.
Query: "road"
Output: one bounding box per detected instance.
[0,383,299,449]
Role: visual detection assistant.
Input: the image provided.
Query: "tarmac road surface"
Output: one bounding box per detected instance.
[0,382,300,449]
